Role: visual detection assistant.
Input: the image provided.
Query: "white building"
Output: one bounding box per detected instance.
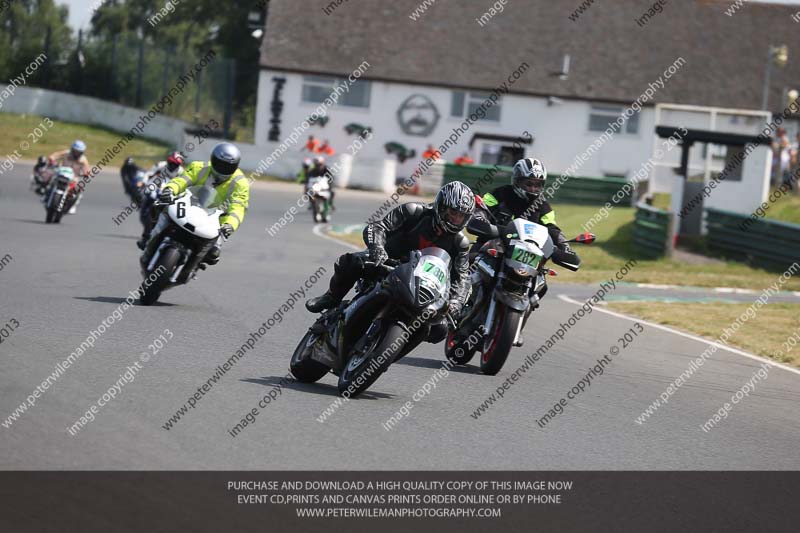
[253,0,800,212]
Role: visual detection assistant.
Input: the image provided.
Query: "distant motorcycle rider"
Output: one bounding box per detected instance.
[120,157,142,195]
[137,152,185,248]
[144,151,185,189]
[47,140,90,214]
[306,181,476,339]
[141,143,249,267]
[306,156,335,210]
[296,158,312,184]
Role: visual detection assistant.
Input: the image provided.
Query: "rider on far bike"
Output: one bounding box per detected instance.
[42,140,90,214]
[137,152,186,248]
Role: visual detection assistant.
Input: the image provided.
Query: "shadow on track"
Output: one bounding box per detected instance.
[4,218,49,225]
[96,233,140,240]
[241,376,396,400]
[74,296,177,307]
[395,355,479,374]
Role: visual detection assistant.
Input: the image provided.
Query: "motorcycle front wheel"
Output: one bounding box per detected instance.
[338,321,406,398]
[139,246,180,305]
[480,305,522,376]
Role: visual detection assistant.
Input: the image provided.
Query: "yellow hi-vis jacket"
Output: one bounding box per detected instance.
[164,161,250,231]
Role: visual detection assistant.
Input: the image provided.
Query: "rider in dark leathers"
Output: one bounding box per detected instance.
[471,157,577,263]
[306,181,476,338]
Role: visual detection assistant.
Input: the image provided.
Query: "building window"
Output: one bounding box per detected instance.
[589,104,639,134]
[301,75,371,108]
[451,91,501,121]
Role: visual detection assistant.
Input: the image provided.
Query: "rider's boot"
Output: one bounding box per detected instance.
[305,291,340,313]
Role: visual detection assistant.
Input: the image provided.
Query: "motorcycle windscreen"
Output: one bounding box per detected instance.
[194,183,218,208]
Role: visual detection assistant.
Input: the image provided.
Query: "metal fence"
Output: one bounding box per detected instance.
[705,208,800,270]
[634,203,672,259]
[441,163,646,205]
[45,33,235,137]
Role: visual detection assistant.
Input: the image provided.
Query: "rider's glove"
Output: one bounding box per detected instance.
[559,242,574,255]
[448,299,463,319]
[368,245,389,267]
[158,189,174,204]
[220,223,234,238]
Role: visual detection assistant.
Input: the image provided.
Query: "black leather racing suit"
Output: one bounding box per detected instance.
[325,202,471,314]
[474,185,568,247]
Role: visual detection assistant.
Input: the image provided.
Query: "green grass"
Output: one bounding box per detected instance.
[552,202,800,290]
[764,188,800,225]
[0,112,172,168]
[650,192,671,211]
[607,301,800,367]
[329,201,800,291]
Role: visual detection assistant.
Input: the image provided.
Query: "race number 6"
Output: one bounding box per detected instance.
[176,202,186,218]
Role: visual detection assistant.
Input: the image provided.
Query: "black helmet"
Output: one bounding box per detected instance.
[123,157,135,167]
[511,157,547,201]
[433,181,475,234]
[210,143,241,181]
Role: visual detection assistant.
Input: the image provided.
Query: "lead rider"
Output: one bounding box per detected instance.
[306,181,476,336]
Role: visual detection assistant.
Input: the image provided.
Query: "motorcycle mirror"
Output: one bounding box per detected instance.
[570,232,595,244]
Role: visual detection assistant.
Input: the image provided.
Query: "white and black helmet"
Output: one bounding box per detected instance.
[433,181,475,233]
[511,157,547,200]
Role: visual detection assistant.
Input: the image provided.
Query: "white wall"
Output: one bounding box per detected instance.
[0,84,190,145]
[254,69,661,186]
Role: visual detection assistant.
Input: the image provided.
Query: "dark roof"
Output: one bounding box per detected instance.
[260,0,800,112]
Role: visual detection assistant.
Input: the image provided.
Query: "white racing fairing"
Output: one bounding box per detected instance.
[167,190,223,239]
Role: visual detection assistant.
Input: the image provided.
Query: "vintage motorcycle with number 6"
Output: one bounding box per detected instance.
[139,189,224,305]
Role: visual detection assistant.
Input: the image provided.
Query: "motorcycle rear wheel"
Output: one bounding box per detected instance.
[445,329,478,365]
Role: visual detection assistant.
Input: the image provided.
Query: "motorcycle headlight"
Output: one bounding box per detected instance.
[416,279,438,306]
[515,267,532,277]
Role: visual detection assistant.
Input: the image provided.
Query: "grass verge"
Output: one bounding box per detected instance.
[764,187,800,225]
[0,112,172,168]
[606,301,800,367]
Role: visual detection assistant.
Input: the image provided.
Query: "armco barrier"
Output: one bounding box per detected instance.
[441,163,645,205]
[634,203,672,259]
[705,208,800,269]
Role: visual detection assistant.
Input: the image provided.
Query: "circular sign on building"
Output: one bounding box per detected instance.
[397,94,440,136]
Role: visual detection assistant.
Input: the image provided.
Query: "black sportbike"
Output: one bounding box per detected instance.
[291,247,454,397]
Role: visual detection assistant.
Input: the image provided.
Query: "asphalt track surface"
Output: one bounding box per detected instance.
[1,166,799,470]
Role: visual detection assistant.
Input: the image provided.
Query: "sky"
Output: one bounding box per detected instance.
[57,0,800,32]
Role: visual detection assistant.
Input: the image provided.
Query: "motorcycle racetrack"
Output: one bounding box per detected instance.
[2,166,799,470]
